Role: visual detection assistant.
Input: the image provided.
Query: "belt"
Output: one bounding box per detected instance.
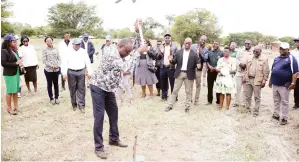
[181,70,187,73]
[69,68,84,72]
[163,64,170,68]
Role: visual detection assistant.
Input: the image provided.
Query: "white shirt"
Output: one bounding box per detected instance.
[18,45,38,67]
[181,49,190,71]
[58,40,73,62]
[61,48,92,76]
[291,48,299,69]
[163,45,171,65]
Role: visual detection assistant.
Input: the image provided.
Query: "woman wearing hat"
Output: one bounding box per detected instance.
[1,34,24,115]
[19,36,39,93]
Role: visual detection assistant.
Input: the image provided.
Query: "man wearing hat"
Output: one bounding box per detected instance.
[269,42,298,125]
[156,32,178,101]
[61,38,92,113]
[80,33,95,64]
[291,37,299,109]
[101,35,112,55]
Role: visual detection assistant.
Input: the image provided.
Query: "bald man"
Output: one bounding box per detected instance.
[166,38,201,113]
[234,40,253,107]
[243,46,269,116]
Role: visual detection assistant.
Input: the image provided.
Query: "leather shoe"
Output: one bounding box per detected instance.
[109,141,128,147]
[165,106,172,112]
[185,108,190,113]
[95,150,107,159]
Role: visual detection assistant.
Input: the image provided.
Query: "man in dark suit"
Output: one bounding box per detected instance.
[165,38,201,113]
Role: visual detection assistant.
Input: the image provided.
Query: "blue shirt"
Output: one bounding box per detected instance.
[271,54,298,86]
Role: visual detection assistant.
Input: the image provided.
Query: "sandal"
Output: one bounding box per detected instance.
[7,109,17,115]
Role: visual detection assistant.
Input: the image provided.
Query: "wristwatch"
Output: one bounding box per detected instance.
[291,83,296,85]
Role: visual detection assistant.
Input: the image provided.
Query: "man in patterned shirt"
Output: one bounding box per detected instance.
[90,20,147,159]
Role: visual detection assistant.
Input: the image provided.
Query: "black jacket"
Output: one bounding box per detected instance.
[171,49,201,80]
[1,49,21,76]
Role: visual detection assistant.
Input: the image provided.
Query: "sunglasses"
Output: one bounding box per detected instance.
[253,50,259,53]
[245,43,250,45]
[22,40,28,43]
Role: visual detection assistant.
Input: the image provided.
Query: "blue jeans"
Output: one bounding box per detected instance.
[90,85,120,151]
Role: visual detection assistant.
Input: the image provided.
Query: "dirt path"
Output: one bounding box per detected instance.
[1,47,299,161]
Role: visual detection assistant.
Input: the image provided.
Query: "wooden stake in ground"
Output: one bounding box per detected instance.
[133,135,138,161]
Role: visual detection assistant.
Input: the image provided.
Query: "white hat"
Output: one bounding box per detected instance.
[280,42,290,49]
[105,35,111,41]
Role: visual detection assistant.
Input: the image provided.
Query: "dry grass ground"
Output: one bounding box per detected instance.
[1,39,299,161]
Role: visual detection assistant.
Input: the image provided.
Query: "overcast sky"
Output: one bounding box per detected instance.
[7,0,299,37]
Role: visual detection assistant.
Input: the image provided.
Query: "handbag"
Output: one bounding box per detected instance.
[148,64,157,73]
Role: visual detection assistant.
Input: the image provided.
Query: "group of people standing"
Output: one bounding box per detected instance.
[1,32,95,114]
[2,18,299,159]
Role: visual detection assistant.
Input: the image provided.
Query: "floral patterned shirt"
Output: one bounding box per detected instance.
[90,33,141,92]
[42,47,61,72]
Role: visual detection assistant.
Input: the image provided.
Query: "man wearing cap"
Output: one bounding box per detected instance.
[101,35,112,55]
[61,39,92,113]
[81,33,95,64]
[269,42,298,125]
[58,32,73,90]
[156,33,178,101]
[190,35,208,105]
[234,40,253,108]
[291,37,299,109]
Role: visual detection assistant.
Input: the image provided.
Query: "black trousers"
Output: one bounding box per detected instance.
[90,85,120,151]
[61,74,65,89]
[155,66,161,90]
[207,71,220,104]
[294,78,299,106]
[44,70,59,100]
[160,67,175,99]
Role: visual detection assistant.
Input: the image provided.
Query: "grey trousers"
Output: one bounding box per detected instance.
[235,75,245,105]
[169,72,193,108]
[244,78,261,113]
[191,70,202,104]
[273,85,290,120]
[67,69,86,107]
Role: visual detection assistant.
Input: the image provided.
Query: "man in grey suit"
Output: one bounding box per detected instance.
[165,38,201,113]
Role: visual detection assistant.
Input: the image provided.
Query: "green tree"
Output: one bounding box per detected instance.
[21,28,36,37]
[47,2,103,38]
[226,32,264,46]
[1,0,14,35]
[171,9,221,46]
[117,28,134,38]
[279,36,295,49]
[144,29,155,39]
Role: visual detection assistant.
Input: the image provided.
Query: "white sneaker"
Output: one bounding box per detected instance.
[17,92,21,98]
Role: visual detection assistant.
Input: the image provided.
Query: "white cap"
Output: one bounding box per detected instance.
[280,42,290,49]
[105,35,111,41]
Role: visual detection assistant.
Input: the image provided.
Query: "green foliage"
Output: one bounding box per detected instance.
[107,28,134,39]
[144,29,155,39]
[171,9,221,46]
[21,28,36,37]
[1,21,14,36]
[279,36,296,49]
[225,32,264,46]
[1,0,14,35]
[47,2,103,38]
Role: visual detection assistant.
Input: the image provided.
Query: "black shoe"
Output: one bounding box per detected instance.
[79,107,85,113]
[272,114,280,121]
[165,106,172,112]
[109,141,128,147]
[176,97,178,102]
[73,105,77,111]
[162,96,167,101]
[185,108,190,113]
[293,105,299,109]
[95,150,107,159]
[280,119,287,125]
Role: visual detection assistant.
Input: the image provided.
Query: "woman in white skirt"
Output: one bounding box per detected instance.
[116,54,133,104]
[215,47,237,110]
